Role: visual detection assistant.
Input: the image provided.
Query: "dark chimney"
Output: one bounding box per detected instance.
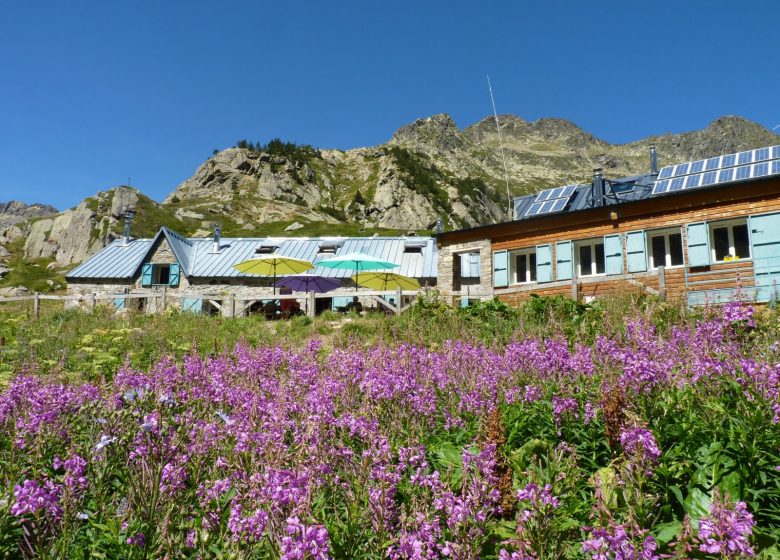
[211,224,222,254]
[650,144,658,174]
[592,169,604,207]
[122,209,135,247]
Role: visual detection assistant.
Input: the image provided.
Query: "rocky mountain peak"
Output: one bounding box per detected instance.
[389,114,469,153]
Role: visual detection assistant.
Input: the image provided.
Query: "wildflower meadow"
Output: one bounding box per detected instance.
[0,296,779,559]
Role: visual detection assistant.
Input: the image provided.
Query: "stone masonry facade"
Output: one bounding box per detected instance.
[437,238,493,296]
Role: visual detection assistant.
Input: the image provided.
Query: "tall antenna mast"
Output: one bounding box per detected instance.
[487,75,513,220]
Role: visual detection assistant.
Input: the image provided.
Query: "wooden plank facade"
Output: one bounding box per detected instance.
[439,172,780,307]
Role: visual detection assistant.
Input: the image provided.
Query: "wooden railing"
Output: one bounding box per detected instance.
[0,288,422,319]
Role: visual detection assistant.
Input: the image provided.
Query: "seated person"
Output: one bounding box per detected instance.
[345,296,363,314]
[279,288,294,319]
[263,300,278,319]
[291,300,303,316]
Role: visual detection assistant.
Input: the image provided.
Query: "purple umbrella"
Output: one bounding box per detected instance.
[274,274,341,293]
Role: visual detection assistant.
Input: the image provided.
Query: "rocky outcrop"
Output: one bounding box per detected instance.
[21,186,177,267]
[0,201,57,227]
[24,201,102,266]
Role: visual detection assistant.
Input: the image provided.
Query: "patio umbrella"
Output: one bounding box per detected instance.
[275,274,341,293]
[350,271,420,291]
[317,252,399,291]
[233,255,314,294]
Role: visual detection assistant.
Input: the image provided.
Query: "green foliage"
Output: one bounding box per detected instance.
[235,137,321,166]
[519,294,605,342]
[386,146,454,216]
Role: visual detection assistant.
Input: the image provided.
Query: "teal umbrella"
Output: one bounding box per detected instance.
[317,252,399,291]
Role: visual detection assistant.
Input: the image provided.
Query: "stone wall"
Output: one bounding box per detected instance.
[437,238,492,295]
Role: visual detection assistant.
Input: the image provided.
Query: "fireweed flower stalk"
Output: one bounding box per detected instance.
[581,523,659,560]
[617,427,661,528]
[696,490,755,558]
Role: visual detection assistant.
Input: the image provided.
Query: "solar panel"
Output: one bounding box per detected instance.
[754,162,769,177]
[690,160,706,173]
[652,144,780,195]
[526,185,577,216]
[735,165,752,180]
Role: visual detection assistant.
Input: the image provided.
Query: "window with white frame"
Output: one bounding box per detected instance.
[509,249,537,284]
[576,239,605,277]
[648,228,684,269]
[710,220,750,262]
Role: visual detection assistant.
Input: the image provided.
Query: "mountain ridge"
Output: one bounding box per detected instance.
[1,113,778,291]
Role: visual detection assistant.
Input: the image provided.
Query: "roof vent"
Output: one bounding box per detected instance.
[317,240,344,254]
[255,242,279,254]
[210,224,222,254]
[122,209,135,247]
[592,169,604,208]
[404,239,427,253]
[650,145,658,174]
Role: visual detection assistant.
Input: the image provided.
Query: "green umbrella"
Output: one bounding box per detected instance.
[317,252,399,291]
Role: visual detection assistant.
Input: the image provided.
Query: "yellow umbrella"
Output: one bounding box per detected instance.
[350,271,420,291]
[233,255,314,294]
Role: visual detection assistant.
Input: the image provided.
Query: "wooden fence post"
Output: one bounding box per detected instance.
[161,286,168,311]
[395,288,402,316]
[33,292,40,319]
[230,295,236,317]
[571,278,579,301]
[91,293,97,312]
[658,265,666,301]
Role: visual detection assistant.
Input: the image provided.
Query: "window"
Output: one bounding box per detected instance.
[318,240,343,254]
[576,240,605,277]
[154,264,170,285]
[404,240,426,254]
[648,229,684,269]
[509,249,537,284]
[710,220,750,262]
[141,263,180,287]
[255,243,278,254]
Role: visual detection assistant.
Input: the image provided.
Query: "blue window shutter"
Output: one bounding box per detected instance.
[113,297,126,310]
[536,244,553,283]
[749,213,780,302]
[141,263,152,287]
[493,250,508,287]
[182,297,202,314]
[686,222,710,267]
[555,241,573,280]
[604,234,624,276]
[625,231,647,272]
[459,253,480,278]
[169,263,180,286]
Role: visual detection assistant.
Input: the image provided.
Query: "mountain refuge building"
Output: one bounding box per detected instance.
[438,144,780,306]
[65,228,437,315]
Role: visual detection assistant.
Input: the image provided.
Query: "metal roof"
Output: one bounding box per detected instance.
[66,238,154,279]
[68,230,438,281]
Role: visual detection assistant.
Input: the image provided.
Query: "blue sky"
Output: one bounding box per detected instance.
[2,0,779,210]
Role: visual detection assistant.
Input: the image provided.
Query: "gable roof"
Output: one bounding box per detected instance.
[67,227,194,280]
[67,230,438,281]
